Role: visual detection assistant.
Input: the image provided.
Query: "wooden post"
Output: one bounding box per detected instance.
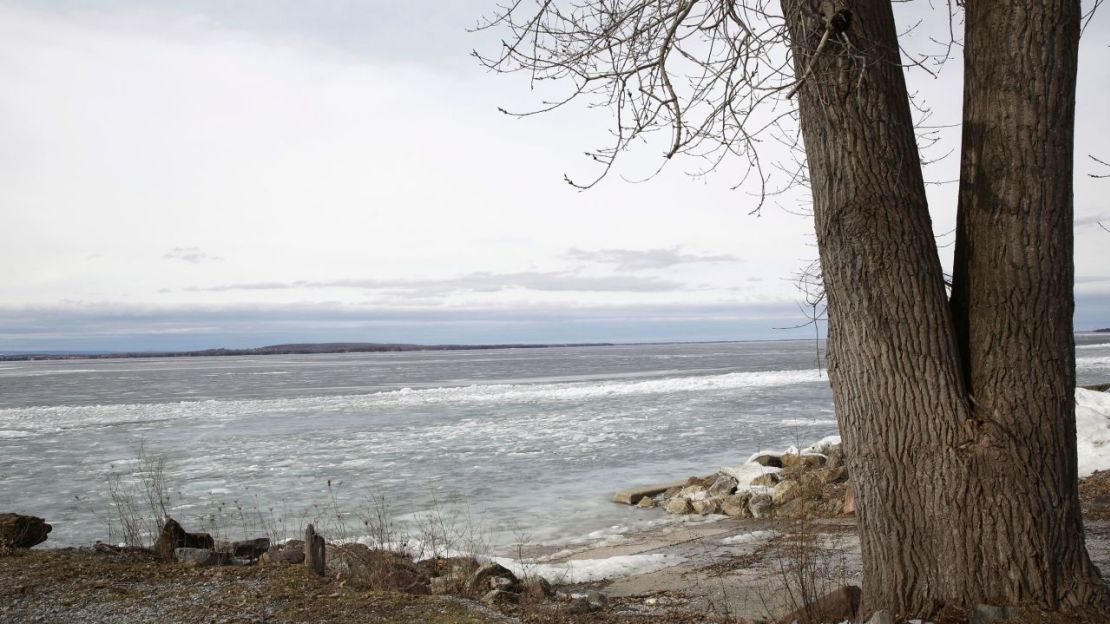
[304,523,325,576]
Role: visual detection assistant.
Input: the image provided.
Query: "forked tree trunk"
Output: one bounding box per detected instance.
[781,0,1108,616]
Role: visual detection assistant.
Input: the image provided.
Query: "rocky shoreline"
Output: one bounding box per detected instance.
[614,435,853,522]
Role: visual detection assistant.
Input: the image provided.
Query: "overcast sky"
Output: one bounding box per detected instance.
[2,1,1109,351]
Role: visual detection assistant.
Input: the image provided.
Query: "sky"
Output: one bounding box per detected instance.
[1,1,1109,351]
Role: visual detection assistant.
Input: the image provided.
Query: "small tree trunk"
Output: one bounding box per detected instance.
[305,524,325,576]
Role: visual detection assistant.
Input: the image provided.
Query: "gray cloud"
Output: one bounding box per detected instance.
[164,247,223,264]
[189,271,685,296]
[565,247,740,271]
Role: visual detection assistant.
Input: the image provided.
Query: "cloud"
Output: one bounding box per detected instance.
[189,271,686,296]
[163,247,224,264]
[565,247,740,271]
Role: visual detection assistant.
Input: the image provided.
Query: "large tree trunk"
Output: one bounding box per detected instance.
[782,0,1108,616]
[948,0,1108,610]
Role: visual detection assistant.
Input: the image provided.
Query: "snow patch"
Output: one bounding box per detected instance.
[1077,388,1110,477]
[720,530,776,545]
[490,553,683,584]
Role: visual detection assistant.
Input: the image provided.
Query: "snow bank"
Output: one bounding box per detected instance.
[720,530,776,545]
[489,553,683,584]
[1077,388,1110,477]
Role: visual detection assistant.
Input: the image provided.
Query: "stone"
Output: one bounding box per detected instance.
[721,493,752,518]
[707,475,739,498]
[685,475,715,488]
[261,545,305,565]
[637,496,656,509]
[464,562,517,595]
[776,585,860,624]
[490,575,514,590]
[781,453,827,470]
[430,577,451,594]
[971,604,1020,623]
[153,518,214,561]
[677,484,709,501]
[216,537,270,560]
[664,497,695,515]
[772,479,803,505]
[750,453,784,468]
[1089,494,1110,513]
[842,484,856,515]
[865,609,894,624]
[662,486,682,499]
[481,589,519,606]
[612,480,688,505]
[691,498,721,515]
[776,498,815,519]
[521,577,553,602]
[568,590,608,612]
[326,543,429,593]
[0,513,51,548]
[174,547,229,566]
[748,493,773,519]
[751,473,781,487]
[826,446,846,470]
[816,466,849,485]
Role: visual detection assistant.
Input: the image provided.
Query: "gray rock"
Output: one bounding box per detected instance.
[260,543,305,565]
[464,562,517,595]
[637,496,656,509]
[521,577,553,601]
[748,493,773,519]
[865,609,893,624]
[664,497,694,515]
[971,604,1020,623]
[430,576,451,594]
[750,453,783,468]
[0,513,51,548]
[153,518,213,561]
[750,473,781,487]
[772,479,802,505]
[707,475,738,497]
[481,589,518,605]
[691,498,722,515]
[721,493,752,518]
[174,547,229,566]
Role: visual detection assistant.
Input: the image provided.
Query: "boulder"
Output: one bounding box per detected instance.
[662,486,683,499]
[175,547,229,566]
[637,496,656,509]
[781,453,827,470]
[0,513,51,548]
[216,537,270,560]
[521,577,554,602]
[751,473,781,487]
[612,480,687,505]
[691,498,722,515]
[482,589,519,606]
[260,541,305,565]
[721,494,752,518]
[750,453,784,468]
[772,479,803,505]
[464,562,517,595]
[664,497,695,515]
[842,484,856,515]
[776,585,861,624]
[748,493,773,519]
[327,544,429,593]
[865,610,893,624]
[153,518,214,561]
[815,466,849,485]
[677,484,709,501]
[707,475,738,498]
[776,498,816,520]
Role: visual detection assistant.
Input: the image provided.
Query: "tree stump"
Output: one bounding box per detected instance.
[304,524,325,576]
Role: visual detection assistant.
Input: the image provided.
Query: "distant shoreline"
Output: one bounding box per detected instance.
[0,341,622,362]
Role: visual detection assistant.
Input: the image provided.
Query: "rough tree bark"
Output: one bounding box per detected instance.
[947,0,1108,610]
[782,0,1108,616]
